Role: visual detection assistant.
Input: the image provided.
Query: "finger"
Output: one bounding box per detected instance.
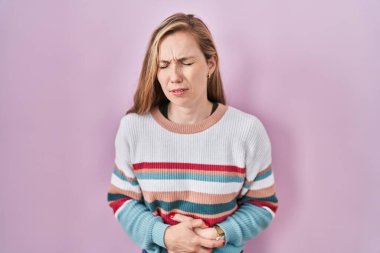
[199,237,225,248]
[188,219,208,229]
[171,213,194,222]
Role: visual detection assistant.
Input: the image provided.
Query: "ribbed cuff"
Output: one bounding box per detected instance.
[152,222,170,248]
[217,220,240,245]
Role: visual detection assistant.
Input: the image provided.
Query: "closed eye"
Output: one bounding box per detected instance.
[159,65,169,69]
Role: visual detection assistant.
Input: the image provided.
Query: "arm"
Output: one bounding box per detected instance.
[108,116,224,252]
[216,118,279,247]
[107,116,169,250]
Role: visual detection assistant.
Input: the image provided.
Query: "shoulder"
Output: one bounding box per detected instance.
[116,112,153,136]
[225,105,271,146]
[225,105,266,131]
[119,111,151,125]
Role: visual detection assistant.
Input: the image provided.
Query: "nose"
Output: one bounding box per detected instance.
[169,62,183,83]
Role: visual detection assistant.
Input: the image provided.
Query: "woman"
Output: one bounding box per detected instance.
[107,13,278,253]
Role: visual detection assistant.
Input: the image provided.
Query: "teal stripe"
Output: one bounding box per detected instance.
[107,193,130,201]
[113,168,139,186]
[136,173,244,183]
[144,198,238,215]
[254,168,272,182]
[239,194,278,203]
[113,167,126,180]
[243,182,251,189]
[243,168,273,189]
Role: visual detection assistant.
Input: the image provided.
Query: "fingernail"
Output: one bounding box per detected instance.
[169,213,175,219]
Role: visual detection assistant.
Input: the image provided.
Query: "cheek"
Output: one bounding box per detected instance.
[157,73,170,95]
[182,68,201,81]
[186,69,207,87]
[157,71,164,84]
[157,72,167,88]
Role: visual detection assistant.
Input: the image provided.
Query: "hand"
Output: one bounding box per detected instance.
[164,218,224,253]
[171,214,221,241]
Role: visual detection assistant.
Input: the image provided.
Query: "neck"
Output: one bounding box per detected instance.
[167,100,213,124]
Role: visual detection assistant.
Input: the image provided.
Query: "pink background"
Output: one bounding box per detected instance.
[1,1,379,252]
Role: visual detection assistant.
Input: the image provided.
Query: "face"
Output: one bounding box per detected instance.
[157,31,216,108]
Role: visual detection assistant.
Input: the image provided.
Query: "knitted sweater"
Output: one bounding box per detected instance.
[107,103,278,253]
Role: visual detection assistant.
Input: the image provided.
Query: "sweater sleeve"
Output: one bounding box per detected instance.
[107,116,170,250]
[216,118,278,247]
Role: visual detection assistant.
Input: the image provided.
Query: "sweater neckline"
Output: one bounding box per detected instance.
[151,103,228,134]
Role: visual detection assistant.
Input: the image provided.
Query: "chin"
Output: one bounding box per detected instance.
[168,100,190,107]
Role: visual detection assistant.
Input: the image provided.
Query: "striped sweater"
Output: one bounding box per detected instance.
[107,103,278,253]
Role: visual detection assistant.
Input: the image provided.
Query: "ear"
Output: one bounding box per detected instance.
[207,55,217,75]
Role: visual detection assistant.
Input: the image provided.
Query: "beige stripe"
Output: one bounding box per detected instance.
[108,184,142,200]
[143,191,239,204]
[157,205,238,219]
[151,103,228,134]
[135,168,245,177]
[246,185,276,198]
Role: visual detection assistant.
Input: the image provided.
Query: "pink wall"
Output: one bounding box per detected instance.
[1,1,379,252]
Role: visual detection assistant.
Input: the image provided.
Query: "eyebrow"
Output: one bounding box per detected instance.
[159,56,196,63]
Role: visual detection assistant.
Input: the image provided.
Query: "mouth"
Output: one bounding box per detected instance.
[170,88,189,92]
[170,88,188,96]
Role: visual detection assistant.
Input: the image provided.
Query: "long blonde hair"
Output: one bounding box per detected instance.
[126,13,226,115]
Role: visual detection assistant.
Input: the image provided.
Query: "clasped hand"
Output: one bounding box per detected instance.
[164,214,225,253]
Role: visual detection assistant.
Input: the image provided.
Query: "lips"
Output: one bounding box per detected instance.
[170,88,188,97]
[170,88,188,92]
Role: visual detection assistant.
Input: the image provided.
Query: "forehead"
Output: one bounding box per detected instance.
[158,31,202,59]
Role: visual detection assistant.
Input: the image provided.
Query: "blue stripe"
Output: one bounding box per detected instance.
[243,182,251,189]
[239,194,278,203]
[107,193,129,201]
[113,168,139,186]
[254,168,272,181]
[135,173,244,183]
[144,198,238,215]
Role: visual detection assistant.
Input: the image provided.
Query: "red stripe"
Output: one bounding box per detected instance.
[246,200,278,213]
[159,212,234,227]
[133,162,245,173]
[109,197,131,214]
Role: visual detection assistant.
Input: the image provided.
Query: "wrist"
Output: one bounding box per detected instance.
[213,225,225,241]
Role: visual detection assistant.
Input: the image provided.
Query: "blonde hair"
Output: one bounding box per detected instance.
[126,13,226,114]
